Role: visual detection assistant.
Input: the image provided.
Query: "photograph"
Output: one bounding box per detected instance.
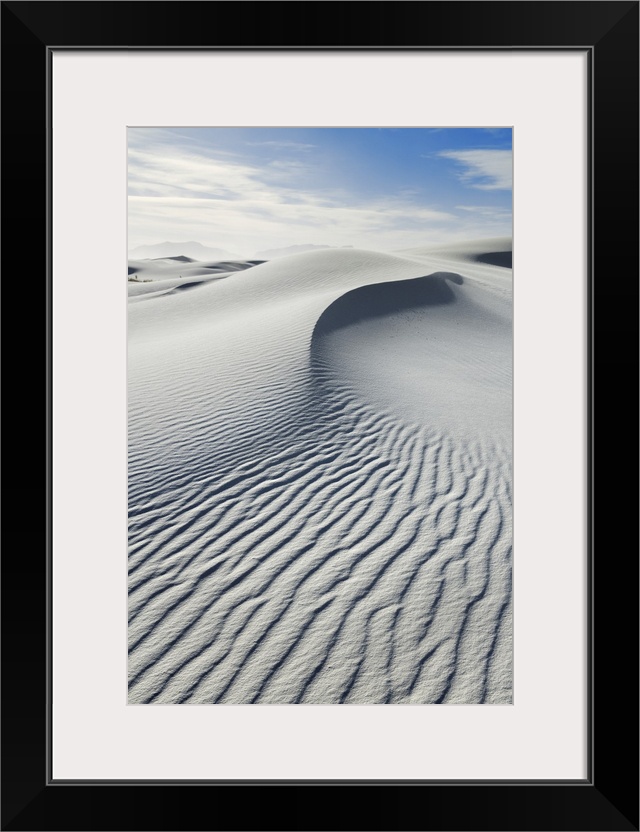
[3,0,637,825]
[127,127,513,705]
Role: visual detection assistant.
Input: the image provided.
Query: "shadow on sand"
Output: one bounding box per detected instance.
[311,271,464,336]
[475,251,512,269]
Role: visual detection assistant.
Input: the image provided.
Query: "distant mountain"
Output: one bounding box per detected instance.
[254,244,353,260]
[129,241,235,261]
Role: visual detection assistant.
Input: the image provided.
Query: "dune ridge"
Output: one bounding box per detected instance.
[128,241,512,704]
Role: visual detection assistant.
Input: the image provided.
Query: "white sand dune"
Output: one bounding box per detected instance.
[127,258,264,300]
[402,236,512,269]
[128,241,512,704]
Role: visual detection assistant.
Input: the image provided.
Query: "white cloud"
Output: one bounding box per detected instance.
[439,150,512,190]
[128,140,460,254]
[245,140,316,151]
[456,205,511,218]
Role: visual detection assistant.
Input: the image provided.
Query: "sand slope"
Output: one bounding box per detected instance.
[128,242,512,704]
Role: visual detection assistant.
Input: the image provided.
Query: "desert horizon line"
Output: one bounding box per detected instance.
[128,234,513,261]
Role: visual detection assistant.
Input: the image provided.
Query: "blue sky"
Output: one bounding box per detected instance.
[128,127,512,256]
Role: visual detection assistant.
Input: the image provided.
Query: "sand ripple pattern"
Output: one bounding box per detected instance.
[128,379,512,705]
[128,248,512,704]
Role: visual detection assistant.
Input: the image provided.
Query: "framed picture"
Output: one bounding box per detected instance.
[2,2,637,830]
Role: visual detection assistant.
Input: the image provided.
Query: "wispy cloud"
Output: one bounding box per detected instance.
[456,205,511,218]
[245,140,316,151]
[439,150,512,190]
[128,138,456,253]
[127,129,513,254]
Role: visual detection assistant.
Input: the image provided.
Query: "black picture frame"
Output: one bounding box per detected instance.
[2,2,638,830]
